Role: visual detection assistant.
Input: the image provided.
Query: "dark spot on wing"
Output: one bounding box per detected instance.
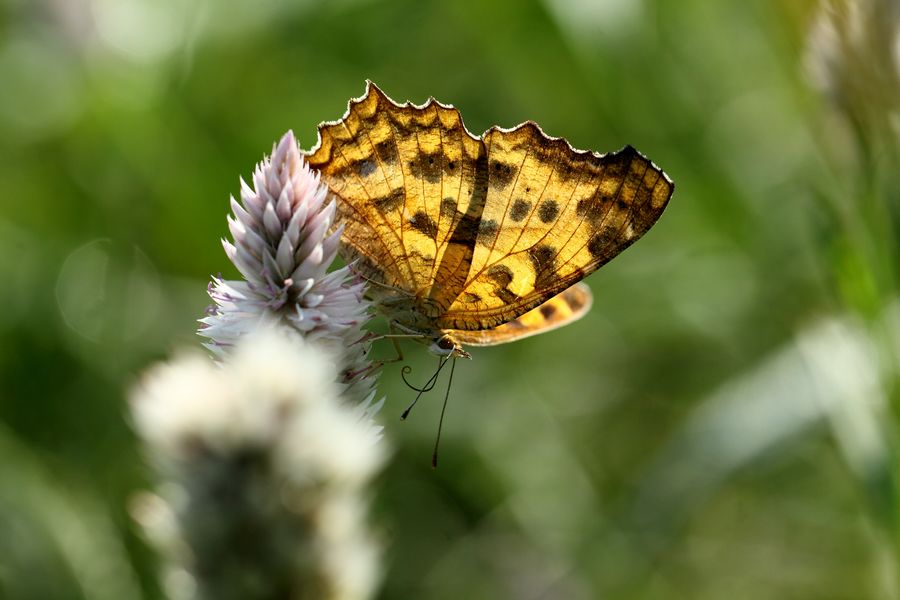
[374,139,398,165]
[441,197,458,218]
[588,231,616,259]
[373,188,405,213]
[539,303,557,319]
[477,219,498,243]
[486,264,514,287]
[357,159,377,177]
[409,211,438,240]
[462,292,481,304]
[489,160,517,189]
[527,245,556,276]
[537,199,559,223]
[510,198,531,222]
[444,158,457,173]
[565,288,586,311]
[576,195,605,228]
[408,151,443,183]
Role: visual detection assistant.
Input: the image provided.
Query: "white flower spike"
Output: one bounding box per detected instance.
[131,133,388,600]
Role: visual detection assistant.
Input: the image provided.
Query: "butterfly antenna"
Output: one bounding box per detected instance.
[431,357,456,469]
[400,362,440,394]
[401,356,447,420]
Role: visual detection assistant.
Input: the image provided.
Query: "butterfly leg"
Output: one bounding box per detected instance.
[367,321,431,349]
[371,321,434,366]
[343,325,426,381]
[372,334,405,367]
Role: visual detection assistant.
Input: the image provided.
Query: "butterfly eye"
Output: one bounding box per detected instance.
[428,336,457,357]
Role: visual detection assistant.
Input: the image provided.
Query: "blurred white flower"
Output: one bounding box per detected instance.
[131,132,388,599]
[130,328,386,600]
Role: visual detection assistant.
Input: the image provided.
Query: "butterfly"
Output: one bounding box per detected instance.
[305,82,674,360]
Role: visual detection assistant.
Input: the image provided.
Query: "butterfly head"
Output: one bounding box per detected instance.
[428,334,471,360]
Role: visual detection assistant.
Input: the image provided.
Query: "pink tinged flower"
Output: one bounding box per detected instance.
[217,132,345,315]
[200,131,379,409]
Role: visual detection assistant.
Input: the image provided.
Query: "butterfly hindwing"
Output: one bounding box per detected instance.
[447,282,593,346]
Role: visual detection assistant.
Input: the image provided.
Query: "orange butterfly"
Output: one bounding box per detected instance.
[306,82,673,359]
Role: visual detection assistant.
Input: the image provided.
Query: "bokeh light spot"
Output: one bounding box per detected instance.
[56,239,161,343]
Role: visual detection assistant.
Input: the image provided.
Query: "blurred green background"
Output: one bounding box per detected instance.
[5,0,900,598]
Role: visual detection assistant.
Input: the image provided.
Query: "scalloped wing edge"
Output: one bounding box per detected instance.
[302,81,675,193]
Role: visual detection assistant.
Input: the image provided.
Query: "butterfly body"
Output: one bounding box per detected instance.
[305,82,673,353]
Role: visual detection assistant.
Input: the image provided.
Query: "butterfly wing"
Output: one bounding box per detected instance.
[307,83,673,333]
[305,82,486,319]
[446,282,593,346]
[433,125,673,330]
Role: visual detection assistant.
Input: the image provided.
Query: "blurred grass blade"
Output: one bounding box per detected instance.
[0,424,142,600]
[632,317,889,533]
